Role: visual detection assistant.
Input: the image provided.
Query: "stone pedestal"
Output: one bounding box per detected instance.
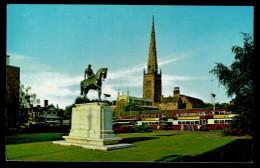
[53,102,133,151]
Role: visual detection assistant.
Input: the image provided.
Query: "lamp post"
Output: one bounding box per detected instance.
[103,94,111,103]
[25,95,31,127]
[211,93,216,110]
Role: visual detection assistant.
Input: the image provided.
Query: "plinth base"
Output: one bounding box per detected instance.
[52,102,134,151]
[53,140,134,151]
[63,135,123,145]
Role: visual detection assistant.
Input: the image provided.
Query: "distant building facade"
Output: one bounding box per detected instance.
[27,100,61,126]
[160,87,206,110]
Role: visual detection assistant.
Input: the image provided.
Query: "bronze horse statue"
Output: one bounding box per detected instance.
[80,67,107,102]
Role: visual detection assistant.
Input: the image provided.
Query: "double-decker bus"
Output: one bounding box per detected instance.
[136,113,172,130]
[169,109,237,131]
[113,115,137,127]
[207,109,238,130]
[171,109,207,130]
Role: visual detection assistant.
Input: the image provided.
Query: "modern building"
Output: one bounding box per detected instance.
[5,55,20,127]
[160,87,206,110]
[143,15,162,106]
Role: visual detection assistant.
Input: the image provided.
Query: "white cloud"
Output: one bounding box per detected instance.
[21,72,82,108]
[107,62,146,80]
[106,50,195,88]
[9,53,35,60]
[158,50,194,67]
[22,72,82,94]
[163,74,207,83]
[20,71,121,108]
[18,50,200,109]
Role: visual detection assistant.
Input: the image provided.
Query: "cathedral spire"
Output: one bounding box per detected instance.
[147,14,158,74]
[143,14,162,105]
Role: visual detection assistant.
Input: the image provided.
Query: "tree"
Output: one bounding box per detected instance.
[64,104,73,121]
[75,96,85,104]
[210,33,254,131]
[20,83,40,108]
[123,102,140,112]
[64,96,85,120]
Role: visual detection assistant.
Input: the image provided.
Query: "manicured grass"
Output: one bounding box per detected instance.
[5,131,252,162]
[6,133,65,145]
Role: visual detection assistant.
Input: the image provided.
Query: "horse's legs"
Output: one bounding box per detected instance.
[84,88,89,103]
[80,82,83,95]
[98,88,101,101]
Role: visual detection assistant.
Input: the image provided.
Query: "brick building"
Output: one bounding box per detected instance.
[160,87,206,110]
[143,15,162,106]
[5,55,20,127]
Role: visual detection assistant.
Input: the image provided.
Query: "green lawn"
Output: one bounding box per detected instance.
[5,131,252,162]
[6,133,65,145]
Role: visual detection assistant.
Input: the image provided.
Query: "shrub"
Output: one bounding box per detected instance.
[134,125,153,133]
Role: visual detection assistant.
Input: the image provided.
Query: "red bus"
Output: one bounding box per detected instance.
[169,109,237,131]
[113,115,137,126]
[136,113,172,130]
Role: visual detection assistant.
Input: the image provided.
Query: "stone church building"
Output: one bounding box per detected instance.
[114,15,206,116]
[143,15,162,106]
[143,15,205,110]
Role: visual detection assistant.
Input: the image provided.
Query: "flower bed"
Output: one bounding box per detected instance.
[222,128,252,136]
[113,125,153,134]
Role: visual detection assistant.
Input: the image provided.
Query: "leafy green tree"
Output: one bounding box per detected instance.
[64,104,74,121]
[210,33,254,131]
[64,96,85,120]
[75,96,85,104]
[205,102,213,108]
[20,83,40,108]
[123,102,140,112]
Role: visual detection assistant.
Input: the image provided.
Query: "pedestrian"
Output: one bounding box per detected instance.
[180,124,184,131]
[197,124,201,131]
[188,124,191,131]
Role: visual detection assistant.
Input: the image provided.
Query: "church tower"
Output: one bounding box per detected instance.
[143,15,162,106]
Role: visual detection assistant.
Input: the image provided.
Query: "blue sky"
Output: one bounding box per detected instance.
[7,5,254,109]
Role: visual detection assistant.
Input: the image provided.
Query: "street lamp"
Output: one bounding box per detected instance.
[103,94,111,102]
[25,95,31,126]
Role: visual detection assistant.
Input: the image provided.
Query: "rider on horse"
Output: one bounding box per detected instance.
[85,64,95,80]
[84,64,101,89]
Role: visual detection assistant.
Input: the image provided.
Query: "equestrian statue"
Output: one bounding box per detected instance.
[80,64,108,102]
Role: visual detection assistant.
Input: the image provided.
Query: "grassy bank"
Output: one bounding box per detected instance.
[5,131,252,162]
